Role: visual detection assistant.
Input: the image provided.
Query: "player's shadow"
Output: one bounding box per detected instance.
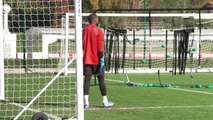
[90,83,123,87]
[92,105,104,108]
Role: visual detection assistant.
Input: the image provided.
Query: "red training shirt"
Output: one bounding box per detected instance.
[83,24,104,65]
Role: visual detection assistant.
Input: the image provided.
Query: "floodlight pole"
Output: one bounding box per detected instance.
[23,0,27,72]
[143,0,147,62]
[133,29,136,70]
[148,10,152,69]
[165,30,168,71]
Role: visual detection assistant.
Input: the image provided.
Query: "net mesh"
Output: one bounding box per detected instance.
[1,0,78,119]
[98,10,213,73]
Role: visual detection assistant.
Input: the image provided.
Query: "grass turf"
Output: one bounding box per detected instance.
[86,73,213,120]
[0,73,212,120]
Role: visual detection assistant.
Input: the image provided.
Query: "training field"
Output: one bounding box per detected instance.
[1,72,212,119]
[86,73,213,120]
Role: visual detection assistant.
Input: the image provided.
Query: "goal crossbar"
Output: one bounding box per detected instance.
[67,13,213,19]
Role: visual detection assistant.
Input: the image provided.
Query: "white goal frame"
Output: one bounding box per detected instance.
[74,0,84,120]
[0,0,4,100]
[68,13,213,19]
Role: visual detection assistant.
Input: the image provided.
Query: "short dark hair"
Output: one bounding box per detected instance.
[88,13,98,23]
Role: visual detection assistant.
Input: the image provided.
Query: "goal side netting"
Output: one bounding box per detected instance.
[0,0,84,120]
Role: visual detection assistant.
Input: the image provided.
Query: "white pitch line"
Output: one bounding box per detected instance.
[168,88,213,95]
[105,79,124,83]
[10,102,61,120]
[106,79,145,84]
[87,105,213,111]
[39,105,213,111]
[106,79,213,95]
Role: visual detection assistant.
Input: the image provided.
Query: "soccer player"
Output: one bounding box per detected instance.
[83,13,114,109]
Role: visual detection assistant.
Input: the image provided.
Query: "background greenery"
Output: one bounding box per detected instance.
[4,0,213,31]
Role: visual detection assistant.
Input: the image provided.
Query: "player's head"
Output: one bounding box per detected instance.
[88,13,99,24]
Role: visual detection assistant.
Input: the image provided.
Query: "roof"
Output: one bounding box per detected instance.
[56,6,74,15]
[207,1,213,5]
[202,1,213,8]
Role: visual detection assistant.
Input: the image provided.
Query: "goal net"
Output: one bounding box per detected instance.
[94,9,213,74]
[0,0,83,120]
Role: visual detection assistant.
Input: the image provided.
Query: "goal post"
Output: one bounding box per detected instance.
[74,0,84,119]
[64,13,69,76]
[0,0,4,100]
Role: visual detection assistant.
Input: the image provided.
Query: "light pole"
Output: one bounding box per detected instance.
[143,0,148,60]
[23,0,27,72]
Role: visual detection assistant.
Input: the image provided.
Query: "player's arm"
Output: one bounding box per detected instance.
[82,28,86,50]
[97,28,104,72]
[97,28,104,60]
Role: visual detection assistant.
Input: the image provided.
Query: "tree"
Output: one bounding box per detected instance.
[83,0,143,28]
[6,0,61,32]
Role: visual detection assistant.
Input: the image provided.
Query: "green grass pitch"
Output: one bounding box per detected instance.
[86,73,213,120]
[0,73,213,120]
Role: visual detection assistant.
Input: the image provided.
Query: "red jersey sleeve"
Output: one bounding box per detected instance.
[82,28,86,49]
[97,28,104,52]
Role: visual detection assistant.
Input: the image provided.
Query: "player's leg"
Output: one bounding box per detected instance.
[97,75,107,98]
[97,74,114,107]
[84,65,93,109]
[84,74,92,108]
[96,68,114,108]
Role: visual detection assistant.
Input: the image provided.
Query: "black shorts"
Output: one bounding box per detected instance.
[83,65,104,75]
